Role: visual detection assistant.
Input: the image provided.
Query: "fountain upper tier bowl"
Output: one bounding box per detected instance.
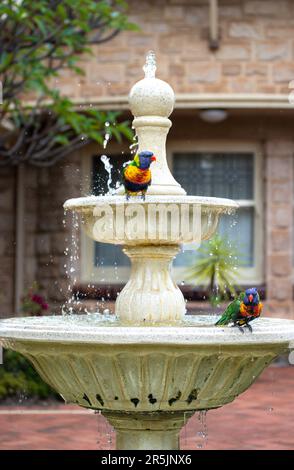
[64,194,238,245]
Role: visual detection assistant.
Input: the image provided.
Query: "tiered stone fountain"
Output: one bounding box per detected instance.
[1,52,294,450]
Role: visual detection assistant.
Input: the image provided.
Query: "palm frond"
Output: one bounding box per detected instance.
[185,234,241,305]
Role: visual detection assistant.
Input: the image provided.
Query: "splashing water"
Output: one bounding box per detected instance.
[181,410,190,449]
[96,411,115,449]
[18,392,28,405]
[62,212,81,315]
[107,425,115,449]
[103,121,111,149]
[196,410,208,449]
[129,127,139,155]
[143,50,157,79]
[100,154,114,195]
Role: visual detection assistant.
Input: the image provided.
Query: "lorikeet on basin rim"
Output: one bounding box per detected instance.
[215,287,263,333]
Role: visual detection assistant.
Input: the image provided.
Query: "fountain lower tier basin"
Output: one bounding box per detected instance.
[1,315,294,449]
[63,195,238,244]
[1,316,294,413]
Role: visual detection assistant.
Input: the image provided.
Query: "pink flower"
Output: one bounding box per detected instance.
[31,294,48,310]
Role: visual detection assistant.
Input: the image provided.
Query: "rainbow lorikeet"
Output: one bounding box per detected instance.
[215,288,263,333]
[123,150,156,200]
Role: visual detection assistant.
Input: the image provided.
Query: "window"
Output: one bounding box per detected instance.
[81,144,263,286]
[173,152,254,266]
[168,144,263,285]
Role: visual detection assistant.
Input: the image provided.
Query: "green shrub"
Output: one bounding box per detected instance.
[0,350,59,400]
[186,234,241,306]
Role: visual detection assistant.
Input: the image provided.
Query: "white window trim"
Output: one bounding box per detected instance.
[167,140,264,286]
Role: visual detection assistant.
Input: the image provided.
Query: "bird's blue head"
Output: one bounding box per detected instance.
[244,287,259,305]
[137,151,156,169]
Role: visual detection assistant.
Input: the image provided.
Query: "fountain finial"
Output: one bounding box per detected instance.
[129,51,175,118]
[127,51,186,195]
[143,50,157,78]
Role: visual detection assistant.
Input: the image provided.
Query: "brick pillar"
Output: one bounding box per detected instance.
[24,166,38,289]
[0,167,16,317]
[266,140,294,318]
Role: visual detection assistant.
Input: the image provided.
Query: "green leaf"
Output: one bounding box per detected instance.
[0,52,13,72]
[0,0,137,164]
[109,126,122,142]
[53,135,70,146]
[88,130,103,143]
[116,123,134,141]
[34,17,47,36]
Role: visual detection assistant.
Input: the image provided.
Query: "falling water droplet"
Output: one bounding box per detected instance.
[100,155,114,194]
[195,410,208,449]
[103,133,110,149]
[143,50,157,78]
[62,212,80,315]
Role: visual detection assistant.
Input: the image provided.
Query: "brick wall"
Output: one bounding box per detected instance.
[54,0,294,100]
[0,155,82,317]
[24,167,38,291]
[266,140,294,318]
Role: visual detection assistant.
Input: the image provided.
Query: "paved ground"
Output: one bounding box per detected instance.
[0,366,293,450]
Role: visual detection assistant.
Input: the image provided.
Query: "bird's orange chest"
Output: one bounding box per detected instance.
[124,165,151,184]
[240,302,262,318]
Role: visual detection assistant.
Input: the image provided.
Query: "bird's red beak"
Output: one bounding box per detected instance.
[248,294,253,303]
[151,155,156,162]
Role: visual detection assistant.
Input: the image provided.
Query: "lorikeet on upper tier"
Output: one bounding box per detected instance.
[123,150,156,200]
[215,287,263,333]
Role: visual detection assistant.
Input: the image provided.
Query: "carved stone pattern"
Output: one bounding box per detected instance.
[17,343,282,413]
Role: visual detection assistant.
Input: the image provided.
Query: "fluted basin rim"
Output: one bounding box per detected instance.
[63,195,239,212]
[0,316,294,347]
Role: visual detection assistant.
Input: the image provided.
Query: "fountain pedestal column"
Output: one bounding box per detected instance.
[115,245,186,324]
[103,411,194,450]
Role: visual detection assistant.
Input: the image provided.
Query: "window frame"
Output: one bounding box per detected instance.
[167,141,264,286]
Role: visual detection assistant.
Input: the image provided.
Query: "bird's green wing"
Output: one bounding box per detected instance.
[238,291,245,301]
[215,299,241,326]
[122,159,137,175]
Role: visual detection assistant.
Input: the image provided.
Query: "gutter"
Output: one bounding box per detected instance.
[60,93,294,111]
